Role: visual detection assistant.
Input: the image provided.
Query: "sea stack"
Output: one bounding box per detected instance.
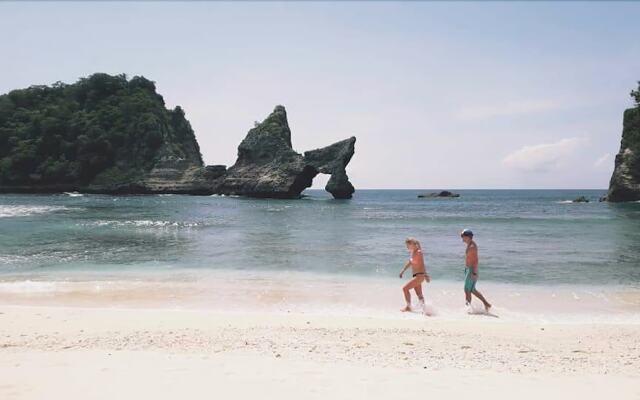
[607,84,640,202]
[216,105,356,199]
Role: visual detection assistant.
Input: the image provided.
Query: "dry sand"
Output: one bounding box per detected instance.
[1,305,639,399]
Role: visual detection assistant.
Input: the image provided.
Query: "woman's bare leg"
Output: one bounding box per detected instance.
[401,277,422,312]
[414,283,425,302]
[414,280,427,313]
[402,286,411,311]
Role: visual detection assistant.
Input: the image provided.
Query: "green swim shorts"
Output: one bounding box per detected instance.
[464,267,476,292]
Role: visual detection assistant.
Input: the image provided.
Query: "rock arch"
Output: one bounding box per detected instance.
[214,106,356,199]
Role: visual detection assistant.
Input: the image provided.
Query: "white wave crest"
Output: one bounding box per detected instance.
[85,220,200,228]
[0,205,77,218]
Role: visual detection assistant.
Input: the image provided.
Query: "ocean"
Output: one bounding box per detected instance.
[1,189,639,322]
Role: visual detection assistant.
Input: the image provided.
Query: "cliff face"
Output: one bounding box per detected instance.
[0,73,205,194]
[0,75,357,198]
[216,106,356,199]
[608,106,640,202]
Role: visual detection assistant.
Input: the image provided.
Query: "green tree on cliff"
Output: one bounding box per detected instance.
[0,73,202,186]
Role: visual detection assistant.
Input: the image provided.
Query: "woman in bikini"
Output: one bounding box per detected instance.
[399,237,431,312]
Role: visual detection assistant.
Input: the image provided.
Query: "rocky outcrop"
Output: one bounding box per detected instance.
[215,105,356,199]
[0,73,206,194]
[608,105,640,202]
[418,191,460,198]
[304,138,356,199]
[0,74,357,198]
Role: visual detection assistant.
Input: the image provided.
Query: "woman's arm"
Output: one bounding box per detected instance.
[424,262,431,282]
[399,261,411,278]
[418,251,430,282]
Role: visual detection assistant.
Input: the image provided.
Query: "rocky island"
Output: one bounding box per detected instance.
[0,74,356,199]
[215,105,355,199]
[607,83,640,202]
[417,191,460,198]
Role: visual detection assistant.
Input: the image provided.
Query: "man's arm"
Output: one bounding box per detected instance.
[469,244,479,278]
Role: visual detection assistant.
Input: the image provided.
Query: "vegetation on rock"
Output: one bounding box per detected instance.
[0,73,202,187]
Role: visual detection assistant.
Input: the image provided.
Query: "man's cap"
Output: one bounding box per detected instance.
[461,229,473,237]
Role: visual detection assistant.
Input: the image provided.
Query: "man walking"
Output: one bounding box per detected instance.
[461,229,492,312]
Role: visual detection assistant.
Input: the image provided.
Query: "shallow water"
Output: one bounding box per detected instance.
[0,189,639,321]
[1,189,638,283]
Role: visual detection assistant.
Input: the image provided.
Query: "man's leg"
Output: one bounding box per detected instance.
[464,269,474,306]
[472,289,491,311]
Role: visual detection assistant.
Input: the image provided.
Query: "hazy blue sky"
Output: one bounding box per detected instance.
[1,1,639,189]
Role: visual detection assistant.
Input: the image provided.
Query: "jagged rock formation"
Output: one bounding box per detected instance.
[215,105,356,199]
[607,101,640,202]
[0,74,356,198]
[304,138,355,199]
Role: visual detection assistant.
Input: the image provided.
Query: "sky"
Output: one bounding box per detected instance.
[1,1,639,189]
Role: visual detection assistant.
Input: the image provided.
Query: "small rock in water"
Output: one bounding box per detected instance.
[417,190,460,198]
[572,196,589,203]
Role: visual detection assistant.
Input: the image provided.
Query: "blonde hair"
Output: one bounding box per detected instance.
[405,237,422,250]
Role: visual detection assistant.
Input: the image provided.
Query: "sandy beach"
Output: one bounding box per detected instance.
[3,0,640,398]
[1,304,639,400]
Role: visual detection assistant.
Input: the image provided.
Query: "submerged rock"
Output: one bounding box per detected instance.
[608,86,640,202]
[418,191,460,198]
[216,105,356,199]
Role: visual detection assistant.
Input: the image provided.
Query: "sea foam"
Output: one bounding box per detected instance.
[0,205,77,218]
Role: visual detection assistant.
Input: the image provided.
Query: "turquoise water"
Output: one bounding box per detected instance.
[1,189,638,288]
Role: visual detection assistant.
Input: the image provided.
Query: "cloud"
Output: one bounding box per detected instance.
[594,153,613,170]
[458,99,563,120]
[503,138,585,172]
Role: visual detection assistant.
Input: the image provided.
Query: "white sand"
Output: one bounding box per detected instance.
[1,305,638,399]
